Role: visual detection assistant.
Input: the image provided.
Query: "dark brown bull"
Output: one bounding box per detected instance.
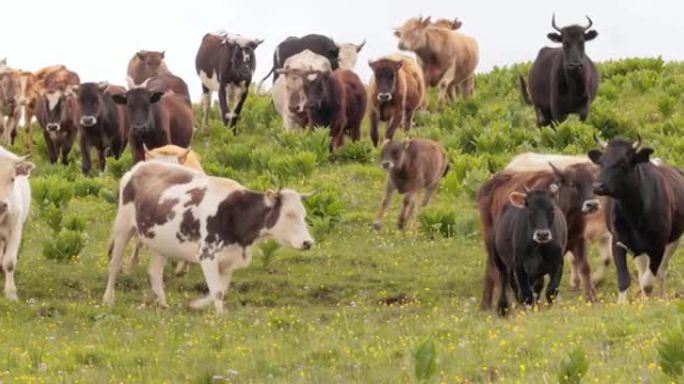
[373,138,449,230]
[520,15,599,126]
[111,85,193,163]
[479,163,599,310]
[35,67,80,165]
[302,69,367,152]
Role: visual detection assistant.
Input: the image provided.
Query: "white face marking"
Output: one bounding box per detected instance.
[242,49,251,63]
[46,91,62,111]
[199,70,220,92]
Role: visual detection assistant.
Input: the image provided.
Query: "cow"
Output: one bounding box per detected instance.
[73,82,129,175]
[504,153,613,288]
[0,73,21,147]
[127,51,191,101]
[395,16,479,106]
[259,34,365,86]
[111,81,193,163]
[432,18,463,30]
[302,69,367,151]
[478,162,600,310]
[368,54,426,147]
[103,161,315,313]
[125,144,204,276]
[520,15,599,127]
[492,185,567,316]
[373,138,449,230]
[195,32,263,132]
[0,148,34,301]
[271,50,333,130]
[589,137,684,302]
[35,67,80,165]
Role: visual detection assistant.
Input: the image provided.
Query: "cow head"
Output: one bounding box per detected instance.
[263,189,314,250]
[111,86,163,134]
[380,140,410,170]
[335,39,365,69]
[548,162,600,215]
[136,50,166,73]
[42,88,77,132]
[547,15,598,73]
[223,40,259,81]
[0,156,34,221]
[301,70,331,112]
[433,18,462,30]
[369,58,403,103]
[395,16,431,51]
[588,136,652,198]
[275,67,317,114]
[75,82,110,127]
[509,185,559,244]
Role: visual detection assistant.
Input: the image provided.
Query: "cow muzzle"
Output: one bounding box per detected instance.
[80,115,97,127]
[302,240,313,250]
[0,201,8,214]
[377,93,392,102]
[567,62,584,71]
[381,160,394,170]
[582,199,600,214]
[532,229,552,244]
[592,182,609,196]
[46,123,60,132]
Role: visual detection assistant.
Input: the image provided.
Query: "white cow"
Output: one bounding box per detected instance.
[0,146,34,300]
[271,49,332,131]
[336,40,366,70]
[103,161,314,313]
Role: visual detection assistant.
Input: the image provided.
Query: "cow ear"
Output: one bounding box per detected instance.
[252,39,264,48]
[393,29,401,38]
[584,30,598,41]
[421,16,432,27]
[509,192,527,208]
[547,33,562,43]
[111,94,127,105]
[631,147,654,165]
[368,60,377,70]
[588,149,602,165]
[149,92,163,103]
[548,162,565,183]
[453,19,463,30]
[15,161,35,176]
[160,50,165,59]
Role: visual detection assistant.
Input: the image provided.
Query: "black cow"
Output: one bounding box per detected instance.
[261,35,339,86]
[520,15,599,127]
[74,83,129,175]
[195,33,262,132]
[589,137,684,302]
[492,185,567,316]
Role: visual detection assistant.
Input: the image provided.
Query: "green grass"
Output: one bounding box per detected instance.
[3,58,684,382]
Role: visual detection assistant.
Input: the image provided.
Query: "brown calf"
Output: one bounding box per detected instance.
[303,69,367,151]
[373,138,449,230]
[368,55,426,147]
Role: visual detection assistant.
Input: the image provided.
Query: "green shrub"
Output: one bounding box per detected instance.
[259,240,280,269]
[418,207,457,239]
[270,151,317,181]
[414,338,438,382]
[73,178,103,197]
[32,176,74,210]
[105,153,133,179]
[332,141,373,163]
[558,347,589,384]
[42,230,87,263]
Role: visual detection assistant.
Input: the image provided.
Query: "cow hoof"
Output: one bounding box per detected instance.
[372,222,381,231]
[617,290,628,304]
[642,285,654,296]
[102,293,115,306]
[5,292,18,301]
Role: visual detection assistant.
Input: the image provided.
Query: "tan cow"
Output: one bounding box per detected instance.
[126,50,170,85]
[395,16,479,107]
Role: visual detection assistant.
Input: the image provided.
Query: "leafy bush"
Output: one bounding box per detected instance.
[42,230,87,263]
[332,141,373,163]
[418,208,456,239]
[657,301,684,379]
[270,151,317,181]
[558,347,589,384]
[32,177,74,210]
[303,188,343,237]
[106,153,133,179]
[73,178,103,198]
[259,240,280,269]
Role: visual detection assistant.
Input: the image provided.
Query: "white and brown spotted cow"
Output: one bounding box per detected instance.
[103,161,314,313]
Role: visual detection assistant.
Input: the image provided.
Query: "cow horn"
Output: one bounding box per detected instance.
[126,75,136,89]
[633,134,642,149]
[548,162,562,177]
[356,39,366,52]
[179,146,192,160]
[523,184,531,193]
[300,189,320,200]
[584,15,594,31]
[143,143,152,158]
[139,77,153,89]
[551,13,562,33]
[593,132,607,149]
[15,154,30,162]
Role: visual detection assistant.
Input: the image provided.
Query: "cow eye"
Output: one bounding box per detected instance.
[10,177,15,183]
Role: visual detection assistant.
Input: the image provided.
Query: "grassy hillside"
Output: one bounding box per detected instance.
[2,57,684,383]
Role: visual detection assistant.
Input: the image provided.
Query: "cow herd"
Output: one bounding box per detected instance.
[0,14,679,316]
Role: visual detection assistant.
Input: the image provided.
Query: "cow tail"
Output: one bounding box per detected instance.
[519,75,532,105]
[257,67,274,91]
[442,159,450,178]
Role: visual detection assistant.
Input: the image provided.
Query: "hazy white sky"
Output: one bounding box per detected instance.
[2,1,682,102]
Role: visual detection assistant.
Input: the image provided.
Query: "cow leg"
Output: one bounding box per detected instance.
[656,239,681,297]
[493,252,510,316]
[103,210,137,305]
[370,109,381,147]
[174,261,189,277]
[61,132,75,165]
[480,254,498,310]
[201,85,211,132]
[218,85,229,126]
[460,75,475,99]
[643,249,665,298]
[634,253,650,296]
[515,265,534,307]
[578,102,590,122]
[2,226,23,301]
[24,107,33,153]
[148,253,169,308]
[571,241,596,302]
[43,132,58,164]
[532,277,544,302]
[193,246,225,314]
[229,85,249,133]
[397,191,417,230]
[420,182,440,208]
[437,65,457,108]
[384,115,402,145]
[97,146,107,173]
[372,179,396,230]
[613,242,631,303]
[564,252,581,291]
[124,237,144,275]
[79,133,92,175]
[592,233,613,286]
[403,110,415,132]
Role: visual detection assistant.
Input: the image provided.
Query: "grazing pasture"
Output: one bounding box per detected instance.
[3,57,684,382]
